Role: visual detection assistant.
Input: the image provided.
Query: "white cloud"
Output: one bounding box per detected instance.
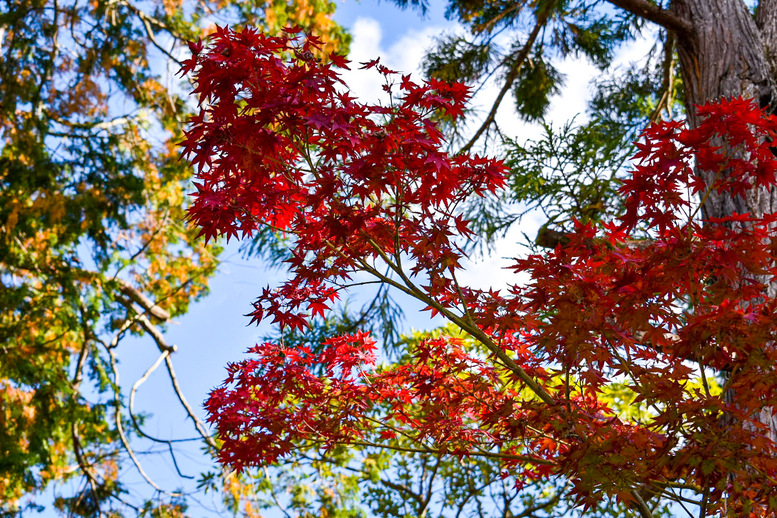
[341,17,459,103]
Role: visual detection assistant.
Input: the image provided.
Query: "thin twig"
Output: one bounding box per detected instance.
[262,467,294,518]
[164,355,219,453]
[119,0,183,65]
[122,301,218,454]
[128,350,195,479]
[71,423,104,517]
[346,440,554,465]
[107,346,183,497]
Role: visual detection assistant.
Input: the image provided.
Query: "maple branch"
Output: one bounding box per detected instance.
[355,239,557,408]
[633,490,655,518]
[300,452,429,507]
[363,415,423,443]
[604,0,692,35]
[699,487,709,517]
[450,268,475,321]
[648,485,703,506]
[458,7,552,155]
[345,441,555,465]
[354,243,661,514]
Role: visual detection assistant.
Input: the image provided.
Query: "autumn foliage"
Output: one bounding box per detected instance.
[183,27,777,515]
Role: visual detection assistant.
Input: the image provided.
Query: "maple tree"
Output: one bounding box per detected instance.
[0,0,347,515]
[184,28,777,517]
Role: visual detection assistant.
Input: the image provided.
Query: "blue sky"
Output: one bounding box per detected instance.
[53,1,656,513]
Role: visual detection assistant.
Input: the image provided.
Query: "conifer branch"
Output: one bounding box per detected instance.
[458,7,552,155]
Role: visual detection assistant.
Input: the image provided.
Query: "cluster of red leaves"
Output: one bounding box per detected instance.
[180,26,504,330]
[184,28,777,515]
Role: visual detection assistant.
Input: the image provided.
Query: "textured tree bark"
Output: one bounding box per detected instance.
[672,0,777,444]
[756,0,777,80]
[674,0,777,220]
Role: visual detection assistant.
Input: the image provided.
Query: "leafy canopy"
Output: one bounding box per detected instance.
[184,28,777,516]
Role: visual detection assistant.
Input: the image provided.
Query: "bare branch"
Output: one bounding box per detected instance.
[118,0,183,65]
[262,467,294,518]
[116,279,171,322]
[379,477,425,507]
[117,296,217,455]
[71,423,104,516]
[128,350,195,479]
[107,346,183,497]
[163,355,219,453]
[130,310,218,453]
[606,0,692,35]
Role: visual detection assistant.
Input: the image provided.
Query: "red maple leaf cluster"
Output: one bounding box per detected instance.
[182,28,777,515]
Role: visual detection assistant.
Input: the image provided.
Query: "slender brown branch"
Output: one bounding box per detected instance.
[262,467,294,518]
[128,351,170,438]
[129,310,177,353]
[458,5,553,155]
[119,0,183,64]
[605,0,692,35]
[513,490,563,517]
[633,491,655,518]
[116,279,171,321]
[71,423,103,516]
[47,113,136,132]
[164,355,219,453]
[127,350,195,479]
[347,440,555,465]
[107,346,182,497]
[379,477,425,507]
[121,300,218,454]
[349,236,557,407]
[420,454,443,516]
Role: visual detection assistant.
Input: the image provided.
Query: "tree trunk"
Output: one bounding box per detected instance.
[672,0,777,442]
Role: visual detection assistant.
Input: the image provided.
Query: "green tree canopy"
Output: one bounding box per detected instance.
[0,0,347,514]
